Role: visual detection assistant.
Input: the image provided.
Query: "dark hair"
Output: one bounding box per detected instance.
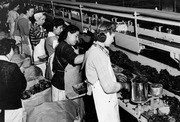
[9,1,19,10]
[0,38,16,55]
[41,13,53,32]
[13,45,19,54]
[23,4,34,14]
[43,17,64,32]
[95,21,116,42]
[0,0,7,5]
[58,24,79,42]
[53,18,65,28]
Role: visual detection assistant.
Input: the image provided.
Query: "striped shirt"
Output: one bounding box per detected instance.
[29,23,47,46]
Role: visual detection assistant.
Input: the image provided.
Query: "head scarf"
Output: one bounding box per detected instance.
[34,12,44,21]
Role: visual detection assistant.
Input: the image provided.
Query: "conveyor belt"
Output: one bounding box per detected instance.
[38,0,180,22]
[139,35,180,49]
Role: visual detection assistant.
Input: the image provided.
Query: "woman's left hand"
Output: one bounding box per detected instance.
[116,73,127,83]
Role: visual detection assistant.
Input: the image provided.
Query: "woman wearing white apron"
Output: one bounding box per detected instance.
[85,21,130,122]
[13,6,34,56]
[45,18,65,80]
[51,25,85,120]
[29,12,47,76]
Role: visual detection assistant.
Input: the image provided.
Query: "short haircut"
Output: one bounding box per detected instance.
[0,38,16,55]
[23,4,34,14]
[53,18,65,28]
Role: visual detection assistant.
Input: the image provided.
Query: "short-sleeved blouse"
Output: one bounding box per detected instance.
[51,41,78,90]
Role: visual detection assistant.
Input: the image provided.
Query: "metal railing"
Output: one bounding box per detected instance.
[31,0,180,65]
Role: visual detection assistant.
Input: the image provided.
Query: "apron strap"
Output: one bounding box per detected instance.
[55,56,65,72]
[54,43,69,72]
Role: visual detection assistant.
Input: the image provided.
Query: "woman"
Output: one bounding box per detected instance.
[29,12,47,76]
[85,21,130,122]
[7,2,19,39]
[0,1,9,32]
[13,5,34,56]
[29,12,47,62]
[51,25,84,118]
[45,18,65,80]
[0,38,27,122]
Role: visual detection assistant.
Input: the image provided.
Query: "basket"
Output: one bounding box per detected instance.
[72,82,87,95]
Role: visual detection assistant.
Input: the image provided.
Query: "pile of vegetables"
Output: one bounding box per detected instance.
[110,50,180,95]
[147,95,180,122]
[110,49,180,122]
[148,114,173,122]
[21,79,51,100]
[161,95,180,121]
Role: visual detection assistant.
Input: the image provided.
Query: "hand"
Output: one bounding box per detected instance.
[116,73,127,82]
[125,83,130,92]
[122,82,130,92]
[20,66,25,73]
[83,27,88,33]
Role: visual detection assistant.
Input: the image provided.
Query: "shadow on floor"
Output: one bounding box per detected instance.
[119,107,138,122]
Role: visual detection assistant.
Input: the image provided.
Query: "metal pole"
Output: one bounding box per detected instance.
[80,4,84,31]
[51,1,55,17]
[174,0,176,12]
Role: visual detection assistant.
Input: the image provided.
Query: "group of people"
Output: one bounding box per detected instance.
[0,1,130,122]
[0,0,29,33]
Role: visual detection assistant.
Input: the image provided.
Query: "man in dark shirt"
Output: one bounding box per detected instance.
[0,38,27,122]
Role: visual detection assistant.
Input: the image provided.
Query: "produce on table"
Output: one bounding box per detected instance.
[110,50,180,122]
[110,49,180,95]
[21,79,51,100]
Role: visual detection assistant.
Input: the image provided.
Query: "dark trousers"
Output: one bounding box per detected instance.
[83,95,98,122]
[0,109,4,122]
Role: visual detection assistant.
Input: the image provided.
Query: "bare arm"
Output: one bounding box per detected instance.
[74,54,84,64]
[10,22,15,38]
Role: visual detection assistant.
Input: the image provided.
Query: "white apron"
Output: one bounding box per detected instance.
[64,63,85,119]
[33,38,46,62]
[52,85,66,101]
[63,47,84,119]
[33,38,46,76]
[49,53,54,76]
[5,108,23,122]
[91,58,120,122]
[21,37,33,57]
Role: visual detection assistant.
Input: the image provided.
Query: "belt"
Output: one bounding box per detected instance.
[56,69,65,73]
